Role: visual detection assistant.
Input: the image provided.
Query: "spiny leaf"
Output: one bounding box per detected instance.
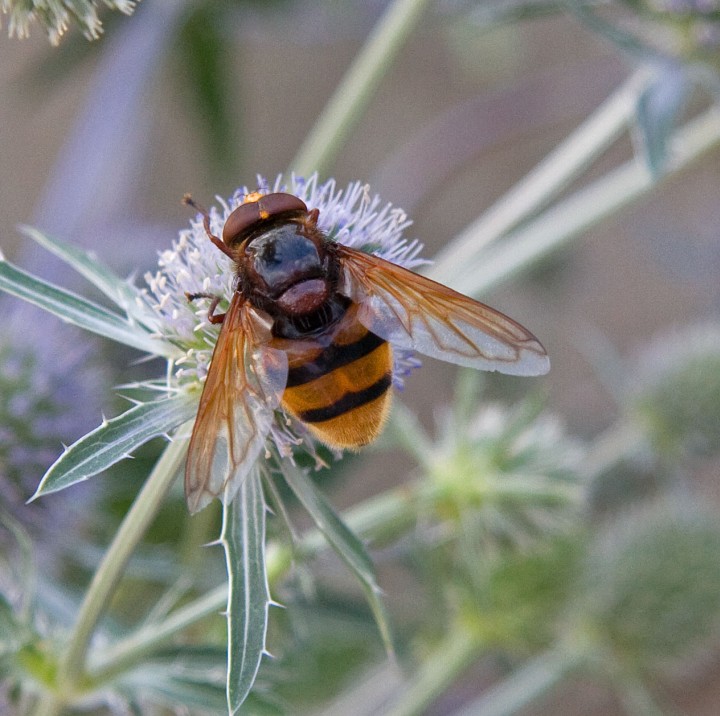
[32,393,198,499]
[20,225,156,329]
[222,466,271,713]
[279,460,395,657]
[0,256,176,357]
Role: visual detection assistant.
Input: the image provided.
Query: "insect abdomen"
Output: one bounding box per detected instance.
[281,321,393,449]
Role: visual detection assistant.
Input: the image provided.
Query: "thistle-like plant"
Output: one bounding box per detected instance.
[3,0,720,713]
[0,174,441,712]
[626,321,720,460]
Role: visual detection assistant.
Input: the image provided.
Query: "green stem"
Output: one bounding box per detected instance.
[85,482,419,683]
[447,647,577,716]
[385,623,478,716]
[177,498,221,573]
[84,457,583,685]
[88,584,227,682]
[438,105,720,297]
[91,569,286,687]
[58,436,187,691]
[297,482,419,556]
[430,67,653,283]
[289,0,432,177]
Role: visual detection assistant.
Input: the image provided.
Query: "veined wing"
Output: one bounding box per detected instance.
[336,245,549,376]
[185,293,288,513]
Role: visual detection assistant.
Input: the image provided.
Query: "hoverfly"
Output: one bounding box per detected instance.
[183,191,549,513]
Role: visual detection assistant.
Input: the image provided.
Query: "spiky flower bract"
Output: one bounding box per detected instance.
[139,174,424,461]
[425,398,585,556]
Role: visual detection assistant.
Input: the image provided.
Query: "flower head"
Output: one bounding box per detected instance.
[394,371,584,562]
[139,174,426,461]
[1,0,137,44]
[426,399,585,553]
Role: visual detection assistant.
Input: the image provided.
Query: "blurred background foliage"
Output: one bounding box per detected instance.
[2,0,720,714]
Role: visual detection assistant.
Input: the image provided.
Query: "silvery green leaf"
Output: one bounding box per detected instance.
[0,255,176,357]
[279,461,395,656]
[20,225,155,329]
[634,64,691,177]
[32,393,198,499]
[222,466,270,714]
[120,659,227,712]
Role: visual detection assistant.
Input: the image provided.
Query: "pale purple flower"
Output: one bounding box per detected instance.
[137,174,426,459]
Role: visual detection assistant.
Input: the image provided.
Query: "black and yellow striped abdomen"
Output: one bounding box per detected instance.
[279,310,393,449]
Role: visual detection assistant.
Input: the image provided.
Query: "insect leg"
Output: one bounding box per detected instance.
[182,194,235,259]
[185,292,227,324]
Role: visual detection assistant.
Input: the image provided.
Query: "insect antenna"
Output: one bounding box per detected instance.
[182,194,235,260]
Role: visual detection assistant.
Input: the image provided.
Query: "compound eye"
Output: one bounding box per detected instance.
[222,193,309,247]
[222,202,261,246]
[259,193,308,217]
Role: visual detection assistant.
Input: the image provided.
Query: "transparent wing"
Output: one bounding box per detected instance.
[185,294,288,513]
[336,245,549,376]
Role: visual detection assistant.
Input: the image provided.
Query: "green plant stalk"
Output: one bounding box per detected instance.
[83,482,420,684]
[177,497,221,572]
[385,623,478,716]
[439,105,720,297]
[289,0,432,177]
[88,584,228,682]
[448,647,578,716]
[88,543,292,686]
[82,454,583,687]
[35,435,188,713]
[430,67,653,283]
[297,482,420,555]
[82,393,650,687]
